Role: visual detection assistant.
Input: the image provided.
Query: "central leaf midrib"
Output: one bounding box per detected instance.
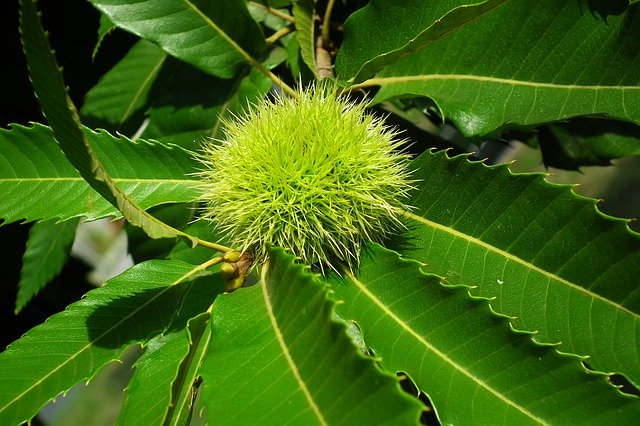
[260,262,327,426]
[401,210,636,318]
[119,54,166,124]
[0,177,198,184]
[370,74,640,91]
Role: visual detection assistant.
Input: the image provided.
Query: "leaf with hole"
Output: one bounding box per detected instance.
[329,244,640,424]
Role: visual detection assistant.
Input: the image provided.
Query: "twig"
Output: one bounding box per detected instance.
[316,35,334,79]
[249,1,295,23]
[321,0,336,49]
[266,25,294,44]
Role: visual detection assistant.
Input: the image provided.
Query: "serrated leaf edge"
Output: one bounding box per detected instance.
[0,261,212,423]
[400,149,638,319]
[349,244,634,419]
[343,264,548,424]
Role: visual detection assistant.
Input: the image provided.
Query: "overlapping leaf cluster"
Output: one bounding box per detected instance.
[1,0,639,425]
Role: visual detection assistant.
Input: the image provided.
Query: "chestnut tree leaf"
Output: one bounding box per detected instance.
[199,247,424,425]
[116,270,223,426]
[19,0,198,244]
[400,149,640,387]
[88,0,266,79]
[0,260,213,425]
[367,0,640,137]
[140,64,271,147]
[329,244,640,425]
[292,0,317,76]
[335,0,507,83]
[514,118,640,169]
[81,39,167,133]
[0,123,199,224]
[15,218,79,313]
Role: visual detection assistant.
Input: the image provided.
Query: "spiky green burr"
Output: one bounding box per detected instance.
[196,86,413,272]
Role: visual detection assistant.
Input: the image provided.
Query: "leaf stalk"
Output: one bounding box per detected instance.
[321,0,336,49]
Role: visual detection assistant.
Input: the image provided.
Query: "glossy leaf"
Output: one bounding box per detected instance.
[15,218,79,313]
[369,0,640,137]
[0,260,212,425]
[88,0,266,79]
[0,123,199,224]
[19,0,115,205]
[117,328,191,425]
[117,269,222,425]
[169,316,212,426]
[292,0,316,76]
[283,31,302,78]
[199,247,423,425]
[20,0,195,244]
[141,63,271,147]
[401,149,640,386]
[336,0,507,83]
[330,244,640,424]
[82,39,167,132]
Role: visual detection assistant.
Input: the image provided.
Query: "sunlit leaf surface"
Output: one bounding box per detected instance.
[402,149,640,386]
[368,0,640,137]
[0,124,199,224]
[0,260,212,425]
[199,247,424,425]
[89,0,266,78]
[330,245,640,424]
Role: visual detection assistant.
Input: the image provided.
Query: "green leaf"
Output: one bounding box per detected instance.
[88,0,266,79]
[165,313,211,425]
[118,333,189,425]
[141,63,271,147]
[518,118,640,169]
[263,46,288,70]
[19,0,115,205]
[248,2,290,32]
[199,247,424,425]
[401,149,640,387]
[117,270,223,426]
[0,123,199,224]
[15,218,79,313]
[20,0,194,244]
[169,316,212,426]
[92,13,116,59]
[283,32,302,78]
[368,0,640,137]
[330,244,640,424]
[126,203,196,263]
[82,39,167,132]
[0,259,212,425]
[292,0,316,76]
[335,0,507,83]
